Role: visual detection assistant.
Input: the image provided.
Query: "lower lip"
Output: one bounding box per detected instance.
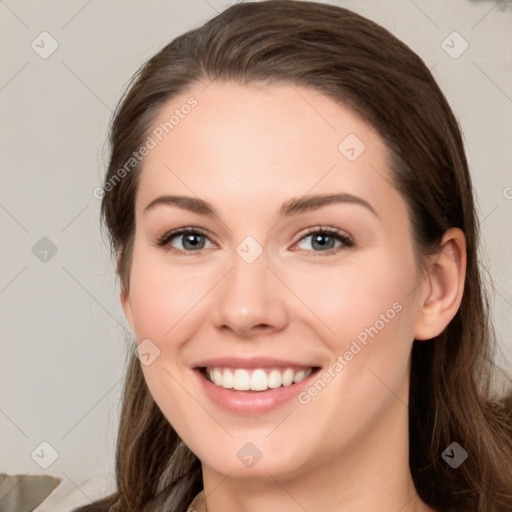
[194,368,319,415]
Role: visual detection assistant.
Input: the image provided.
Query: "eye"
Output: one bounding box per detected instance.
[155,226,354,255]
[156,227,215,253]
[293,227,354,254]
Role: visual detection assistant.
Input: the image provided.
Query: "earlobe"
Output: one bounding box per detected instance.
[413,228,467,341]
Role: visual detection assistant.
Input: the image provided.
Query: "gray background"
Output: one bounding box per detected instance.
[1,0,511,493]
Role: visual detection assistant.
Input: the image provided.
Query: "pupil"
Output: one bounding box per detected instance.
[184,234,203,250]
[313,234,333,250]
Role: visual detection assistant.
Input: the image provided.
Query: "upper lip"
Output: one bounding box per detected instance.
[193,356,319,369]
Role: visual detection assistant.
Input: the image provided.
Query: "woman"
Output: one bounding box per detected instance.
[73,1,512,511]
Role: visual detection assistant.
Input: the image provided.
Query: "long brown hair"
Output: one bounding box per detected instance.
[73,1,512,511]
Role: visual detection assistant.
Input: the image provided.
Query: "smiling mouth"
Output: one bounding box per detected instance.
[198,366,321,392]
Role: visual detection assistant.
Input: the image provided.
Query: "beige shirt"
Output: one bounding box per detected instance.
[0,473,61,512]
[0,471,115,511]
[0,472,204,512]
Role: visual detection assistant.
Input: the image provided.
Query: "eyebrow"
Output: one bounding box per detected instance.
[143,193,379,219]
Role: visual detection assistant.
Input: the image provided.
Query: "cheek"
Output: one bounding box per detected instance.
[126,247,214,435]
[285,250,417,347]
[286,249,418,417]
[127,249,214,341]
[286,258,417,453]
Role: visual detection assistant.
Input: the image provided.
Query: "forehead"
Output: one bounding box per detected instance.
[135,81,405,222]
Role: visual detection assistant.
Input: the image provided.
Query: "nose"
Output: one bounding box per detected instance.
[211,248,289,338]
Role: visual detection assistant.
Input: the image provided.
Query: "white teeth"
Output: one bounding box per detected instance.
[293,369,306,383]
[250,369,268,391]
[282,368,295,386]
[212,368,223,386]
[221,369,234,389]
[267,369,282,389]
[206,367,313,391]
[234,369,250,390]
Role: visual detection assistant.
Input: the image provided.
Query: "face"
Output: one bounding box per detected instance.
[121,81,427,480]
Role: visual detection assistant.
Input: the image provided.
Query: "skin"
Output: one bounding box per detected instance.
[121,81,466,512]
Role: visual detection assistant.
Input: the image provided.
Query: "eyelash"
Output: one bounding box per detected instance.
[155,226,355,256]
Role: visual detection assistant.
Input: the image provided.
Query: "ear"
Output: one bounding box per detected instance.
[120,285,134,331]
[413,227,467,340]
